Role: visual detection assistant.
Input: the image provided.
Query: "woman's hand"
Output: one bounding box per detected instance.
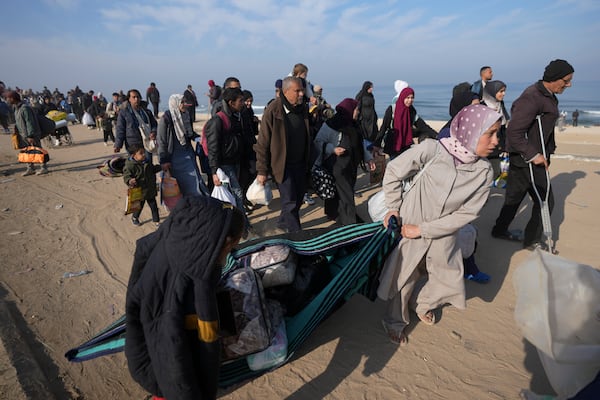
[401,224,421,239]
[212,174,221,186]
[383,210,399,229]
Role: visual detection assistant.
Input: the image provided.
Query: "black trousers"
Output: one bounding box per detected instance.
[151,101,159,118]
[277,162,306,232]
[133,198,160,223]
[493,158,554,246]
[325,155,358,225]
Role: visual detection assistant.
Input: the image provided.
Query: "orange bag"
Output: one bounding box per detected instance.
[18,146,49,164]
[161,172,182,211]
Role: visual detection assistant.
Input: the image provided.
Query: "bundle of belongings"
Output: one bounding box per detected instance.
[98,156,126,177]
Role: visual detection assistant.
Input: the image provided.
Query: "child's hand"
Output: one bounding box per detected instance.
[128,178,137,187]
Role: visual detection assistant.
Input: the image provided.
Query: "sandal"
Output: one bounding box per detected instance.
[491,229,523,242]
[417,311,436,326]
[466,271,491,284]
[381,320,407,345]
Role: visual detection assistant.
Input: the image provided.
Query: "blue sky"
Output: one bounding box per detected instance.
[2,0,598,97]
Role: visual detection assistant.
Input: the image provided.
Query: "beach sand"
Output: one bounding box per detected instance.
[1,118,598,399]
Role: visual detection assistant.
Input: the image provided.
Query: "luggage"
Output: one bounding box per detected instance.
[160,172,182,211]
[46,110,68,121]
[246,245,297,288]
[218,267,271,361]
[18,146,49,164]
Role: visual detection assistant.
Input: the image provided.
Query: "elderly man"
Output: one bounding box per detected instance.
[114,89,157,158]
[491,59,574,251]
[255,76,311,233]
[7,91,49,175]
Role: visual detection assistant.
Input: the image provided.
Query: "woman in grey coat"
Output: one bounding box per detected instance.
[378,104,501,345]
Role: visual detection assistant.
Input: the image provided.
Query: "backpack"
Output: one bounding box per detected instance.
[201,111,230,155]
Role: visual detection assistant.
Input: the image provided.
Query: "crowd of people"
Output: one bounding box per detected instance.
[2,58,581,399]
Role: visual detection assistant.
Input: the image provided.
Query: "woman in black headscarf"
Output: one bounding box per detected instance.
[125,196,245,400]
[313,98,376,225]
[355,81,379,142]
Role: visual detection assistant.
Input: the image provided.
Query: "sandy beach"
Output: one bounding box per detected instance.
[1,117,599,399]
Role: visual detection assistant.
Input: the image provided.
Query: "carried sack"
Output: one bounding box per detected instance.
[369,153,386,185]
[18,146,49,164]
[160,172,183,211]
[311,166,337,200]
[514,250,600,399]
[37,114,56,139]
[82,112,95,126]
[46,110,67,122]
[368,143,439,222]
[246,178,273,206]
[211,168,237,205]
[124,186,143,215]
[140,128,157,154]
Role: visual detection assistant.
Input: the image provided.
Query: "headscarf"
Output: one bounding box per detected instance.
[482,80,509,125]
[449,82,478,118]
[440,104,501,164]
[208,80,215,87]
[392,80,409,103]
[168,94,187,145]
[393,87,415,152]
[333,98,358,127]
[355,81,373,101]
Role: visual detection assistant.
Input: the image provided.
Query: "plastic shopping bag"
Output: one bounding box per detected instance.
[161,172,182,211]
[246,178,272,206]
[367,191,388,222]
[513,250,600,399]
[124,187,143,215]
[211,168,236,205]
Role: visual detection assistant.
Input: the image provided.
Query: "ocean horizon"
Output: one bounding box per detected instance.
[158,80,600,127]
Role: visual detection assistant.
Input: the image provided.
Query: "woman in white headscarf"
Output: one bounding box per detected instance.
[158,94,209,197]
[378,104,501,345]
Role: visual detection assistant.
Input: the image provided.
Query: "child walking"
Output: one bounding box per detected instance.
[99,112,116,146]
[123,145,161,226]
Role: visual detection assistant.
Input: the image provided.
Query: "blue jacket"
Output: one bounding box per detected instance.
[115,103,157,152]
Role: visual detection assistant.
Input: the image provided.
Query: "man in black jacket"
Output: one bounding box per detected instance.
[491,59,574,251]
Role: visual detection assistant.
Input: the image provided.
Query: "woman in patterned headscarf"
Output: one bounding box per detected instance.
[157,94,209,197]
[377,104,501,345]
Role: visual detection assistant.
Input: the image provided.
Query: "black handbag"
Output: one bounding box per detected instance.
[311,165,336,200]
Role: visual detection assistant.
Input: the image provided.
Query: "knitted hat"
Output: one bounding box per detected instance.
[275,79,283,89]
[543,59,574,82]
[208,80,215,87]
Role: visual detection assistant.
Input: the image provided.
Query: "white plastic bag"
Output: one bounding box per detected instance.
[513,250,600,399]
[367,191,388,222]
[211,168,236,205]
[246,178,272,206]
[82,112,94,126]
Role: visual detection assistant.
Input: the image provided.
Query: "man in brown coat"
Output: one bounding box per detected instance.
[255,76,311,232]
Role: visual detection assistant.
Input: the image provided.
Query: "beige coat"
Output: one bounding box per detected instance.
[377,139,492,316]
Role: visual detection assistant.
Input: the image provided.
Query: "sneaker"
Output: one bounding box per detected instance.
[303,193,315,205]
[132,217,140,226]
[22,167,35,176]
[154,222,160,227]
[36,167,49,175]
[104,142,108,146]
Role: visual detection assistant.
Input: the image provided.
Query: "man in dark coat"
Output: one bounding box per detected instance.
[125,196,244,400]
[492,59,574,251]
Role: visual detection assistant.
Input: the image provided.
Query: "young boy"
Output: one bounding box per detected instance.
[99,112,116,146]
[123,145,161,226]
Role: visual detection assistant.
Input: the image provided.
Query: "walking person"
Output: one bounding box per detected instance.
[146,82,160,118]
[6,91,49,176]
[255,76,312,233]
[123,145,162,226]
[491,59,574,251]
[355,81,379,142]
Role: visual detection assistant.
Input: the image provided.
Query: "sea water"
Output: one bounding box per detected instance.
[169,80,600,127]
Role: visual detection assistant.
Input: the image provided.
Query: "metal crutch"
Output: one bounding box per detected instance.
[528,115,554,253]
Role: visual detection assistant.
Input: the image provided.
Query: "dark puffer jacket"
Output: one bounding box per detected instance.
[125,196,236,400]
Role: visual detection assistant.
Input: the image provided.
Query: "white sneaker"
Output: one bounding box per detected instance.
[22,167,35,176]
[104,142,108,146]
[36,167,49,175]
[303,193,315,205]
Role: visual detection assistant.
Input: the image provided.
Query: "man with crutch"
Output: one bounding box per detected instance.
[491,59,574,252]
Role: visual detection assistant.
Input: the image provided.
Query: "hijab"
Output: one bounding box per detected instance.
[327,98,357,130]
[168,94,187,146]
[393,87,415,152]
[440,104,501,164]
[482,80,509,125]
[355,81,373,101]
[449,82,478,118]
